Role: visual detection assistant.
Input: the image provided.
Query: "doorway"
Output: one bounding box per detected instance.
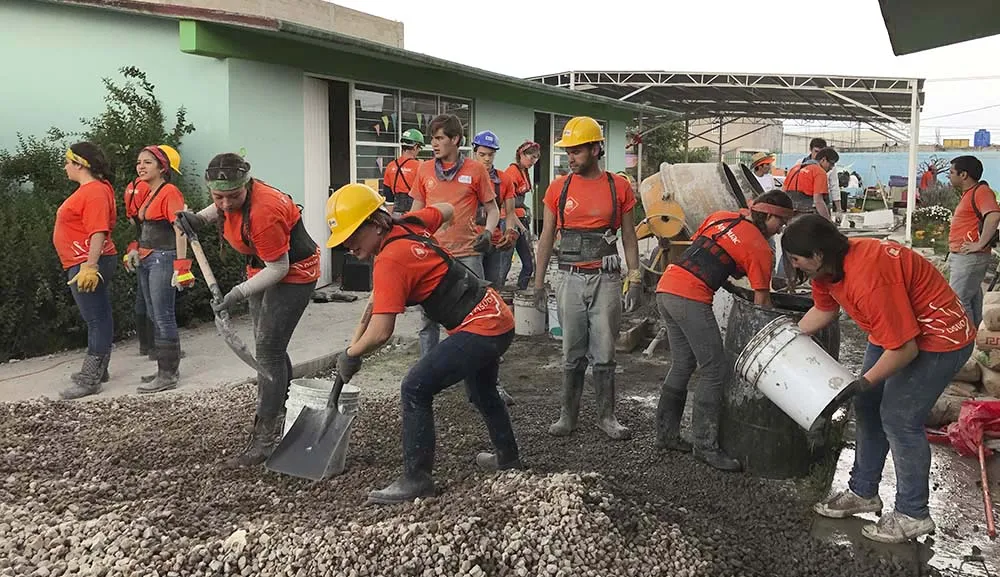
[328,80,351,283]
[532,112,551,235]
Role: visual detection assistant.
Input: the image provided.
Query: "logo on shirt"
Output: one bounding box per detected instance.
[425,179,437,192]
[458,175,472,184]
[411,244,429,259]
[881,243,902,259]
[563,197,579,214]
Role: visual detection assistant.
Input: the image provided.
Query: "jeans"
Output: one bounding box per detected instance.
[948,251,992,328]
[419,254,485,357]
[67,255,117,356]
[249,281,316,420]
[514,219,535,290]
[849,341,973,519]
[483,221,511,288]
[400,329,517,476]
[556,269,622,370]
[656,292,728,450]
[138,249,178,343]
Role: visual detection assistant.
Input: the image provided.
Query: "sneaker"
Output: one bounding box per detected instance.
[861,510,935,544]
[813,488,883,519]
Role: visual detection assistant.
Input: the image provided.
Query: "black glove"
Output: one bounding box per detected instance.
[473,230,494,254]
[175,210,207,234]
[834,376,873,406]
[211,287,245,315]
[336,348,363,383]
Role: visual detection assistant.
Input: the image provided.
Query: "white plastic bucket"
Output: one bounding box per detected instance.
[713,290,734,343]
[735,316,853,431]
[548,295,562,340]
[514,290,546,336]
[282,377,360,437]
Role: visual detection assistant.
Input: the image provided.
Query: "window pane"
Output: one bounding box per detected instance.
[400,91,437,142]
[553,152,570,177]
[356,145,399,185]
[440,97,473,146]
[355,85,398,144]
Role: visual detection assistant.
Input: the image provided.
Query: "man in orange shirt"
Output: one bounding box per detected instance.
[784,215,974,543]
[325,184,520,504]
[533,116,641,440]
[382,128,423,214]
[946,155,999,327]
[783,147,839,219]
[472,130,519,288]
[409,114,499,356]
[655,191,794,471]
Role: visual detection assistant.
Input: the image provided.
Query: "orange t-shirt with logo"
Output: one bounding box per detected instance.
[504,163,531,218]
[783,163,828,196]
[812,238,974,352]
[222,180,320,284]
[542,172,636,269]
[948,182,999,253]
[656,210,773,304]
[135,182,186,257]
[124,179,151,220]
[53,180,118,269]
[409,158,495,258]
[490,167,516,242]
[383,156,421,195]
[372,207,514,337]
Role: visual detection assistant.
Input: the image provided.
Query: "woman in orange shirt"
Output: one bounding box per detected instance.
[123,177,154,358]
[784,215,974,543]
[325,183,521,504]
[55,142,118,399]
[176,153,321,467]
[503,141,540,290]
[123,145,191,394]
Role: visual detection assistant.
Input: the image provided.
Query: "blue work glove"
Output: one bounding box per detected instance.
[336,348,363,383]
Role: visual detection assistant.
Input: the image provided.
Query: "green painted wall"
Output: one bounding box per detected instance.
[226,59,305,201]
[0,0,229,180]
[606,119,629,175]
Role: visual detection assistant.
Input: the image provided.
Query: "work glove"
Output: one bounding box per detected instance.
[171,259,196,291]
[123,241,140,273]
[829,376,875,411]
[175,211,207,236]
[211,286,245,315]
[623,269,642,313]
[335,348,363,384]
[67,263,103,293]
[473,230,494,254]
[494,228,519,251]
[532,286,547,315]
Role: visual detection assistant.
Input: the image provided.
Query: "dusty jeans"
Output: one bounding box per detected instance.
[948,251,992,328]
[656,292,727,450]
[556,269,622,371]
[249,281,316,419]
[419,254,485,357]
[67,255,117,356]
[138,249,178,343]
[849,342,973,519]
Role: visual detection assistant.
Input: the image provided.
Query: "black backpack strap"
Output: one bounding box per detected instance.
[137,182,168,222]
[607,171,618,231]
[557,174,573,231]
[391,158,416,192]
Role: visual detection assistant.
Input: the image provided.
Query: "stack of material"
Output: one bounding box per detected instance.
[928,293,1000,427]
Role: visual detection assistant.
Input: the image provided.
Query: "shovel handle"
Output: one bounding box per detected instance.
[188,239,223,302]
[325,374,345,411]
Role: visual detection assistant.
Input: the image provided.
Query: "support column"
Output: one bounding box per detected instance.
[684,117,690,162]
[717,116,724,162]
[637,112,644,180]
[905,80,920,245]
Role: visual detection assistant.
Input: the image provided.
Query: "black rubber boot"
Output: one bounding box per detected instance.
[137,314,154,357]
[593,365,631,440]
[548,367,585,436]
[227,416,278,468]
[367,473,435,504]
[656,389,692,452]
[692,400,741,472]
[62,354,108,400]
[475,452,524,472]
[138,340,180,394]
[71,358,109,384]
[369,398,436,504]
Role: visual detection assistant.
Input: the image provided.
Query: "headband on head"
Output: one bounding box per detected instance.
[749,200,794,219]
[142,145,169,171]
[66,149,91,168]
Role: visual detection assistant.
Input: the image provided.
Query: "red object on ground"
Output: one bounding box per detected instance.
[946,400,1000,457]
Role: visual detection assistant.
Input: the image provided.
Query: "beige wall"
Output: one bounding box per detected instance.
[687,118,783,158]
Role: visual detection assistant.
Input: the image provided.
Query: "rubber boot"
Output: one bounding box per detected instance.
[71,358,109,384]
[656,389,692,452]
[368,401,436,504]
[61,354,108,400]
[137,314,154,357]
[227,415,278,468]
[138,341,180,394]
[593,365,631,440]
[691,400,742,472]
[475,452,524,472]
[548,367,585,436]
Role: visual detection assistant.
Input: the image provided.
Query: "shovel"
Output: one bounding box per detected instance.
[265,296,373,480]
[174,216,264,376]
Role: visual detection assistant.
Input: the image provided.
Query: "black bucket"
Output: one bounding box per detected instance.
[719,291,841,479]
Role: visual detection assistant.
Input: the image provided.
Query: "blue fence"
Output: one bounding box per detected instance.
[774,151,1000,188]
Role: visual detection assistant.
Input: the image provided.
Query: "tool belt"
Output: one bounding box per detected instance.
[785,190,823,214]
[513,194,527,209]
[558,228,619,263]
[676,216,746,291]
[384,227,489,330]
[139,219,176,251]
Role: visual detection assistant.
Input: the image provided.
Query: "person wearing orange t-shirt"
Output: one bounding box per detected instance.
[504,141,541,290]
[123,145,190,394]
[655,191,794,471]
[123,177,156,358]
[176,153,321,468]
[783,215,974,544]
[382,128,423,214]
[324,184,521,504]
[408,114,499,358]
[533,116,641,441]
[55,142,118,400]
[782,147,838,219]
[472,130,519,289]
[946,155,1000,327]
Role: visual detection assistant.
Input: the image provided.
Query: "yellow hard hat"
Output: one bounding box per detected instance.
[325,183,385,248]
[157,145,183,175]
[555,116,604,148]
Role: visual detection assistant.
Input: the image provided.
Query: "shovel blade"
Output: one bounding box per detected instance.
[214,316,265,376]
[265,406,355,481]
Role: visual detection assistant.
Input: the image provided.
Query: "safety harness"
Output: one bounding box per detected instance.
[136,182,176,251]
[239,179,319,269]
[557,172,619,264]
[509,163,530,210]
[390,157,418,213]
[676,215,748,291]
[382,224,489,330]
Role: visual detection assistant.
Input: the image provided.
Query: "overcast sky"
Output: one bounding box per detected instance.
[335,0,1000,143]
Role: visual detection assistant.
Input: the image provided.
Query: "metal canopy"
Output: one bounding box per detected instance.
[527,71,924,124]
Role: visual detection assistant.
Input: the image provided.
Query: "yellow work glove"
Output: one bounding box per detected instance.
[67,263,104,293]
[623,269,642,313]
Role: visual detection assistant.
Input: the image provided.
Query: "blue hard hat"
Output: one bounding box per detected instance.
[472,130,500,150]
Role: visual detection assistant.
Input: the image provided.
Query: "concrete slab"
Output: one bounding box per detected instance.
[0,291,421,404]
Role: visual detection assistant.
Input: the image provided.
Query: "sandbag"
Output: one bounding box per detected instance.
[974,346,1000,370]
[954,354,982,383]
[945,381,978,397]
[984,365,1000,398]
[986,292,1000,307]
[986,305,1000,332]
[976,320,1000,351]
[926,393,965,427]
